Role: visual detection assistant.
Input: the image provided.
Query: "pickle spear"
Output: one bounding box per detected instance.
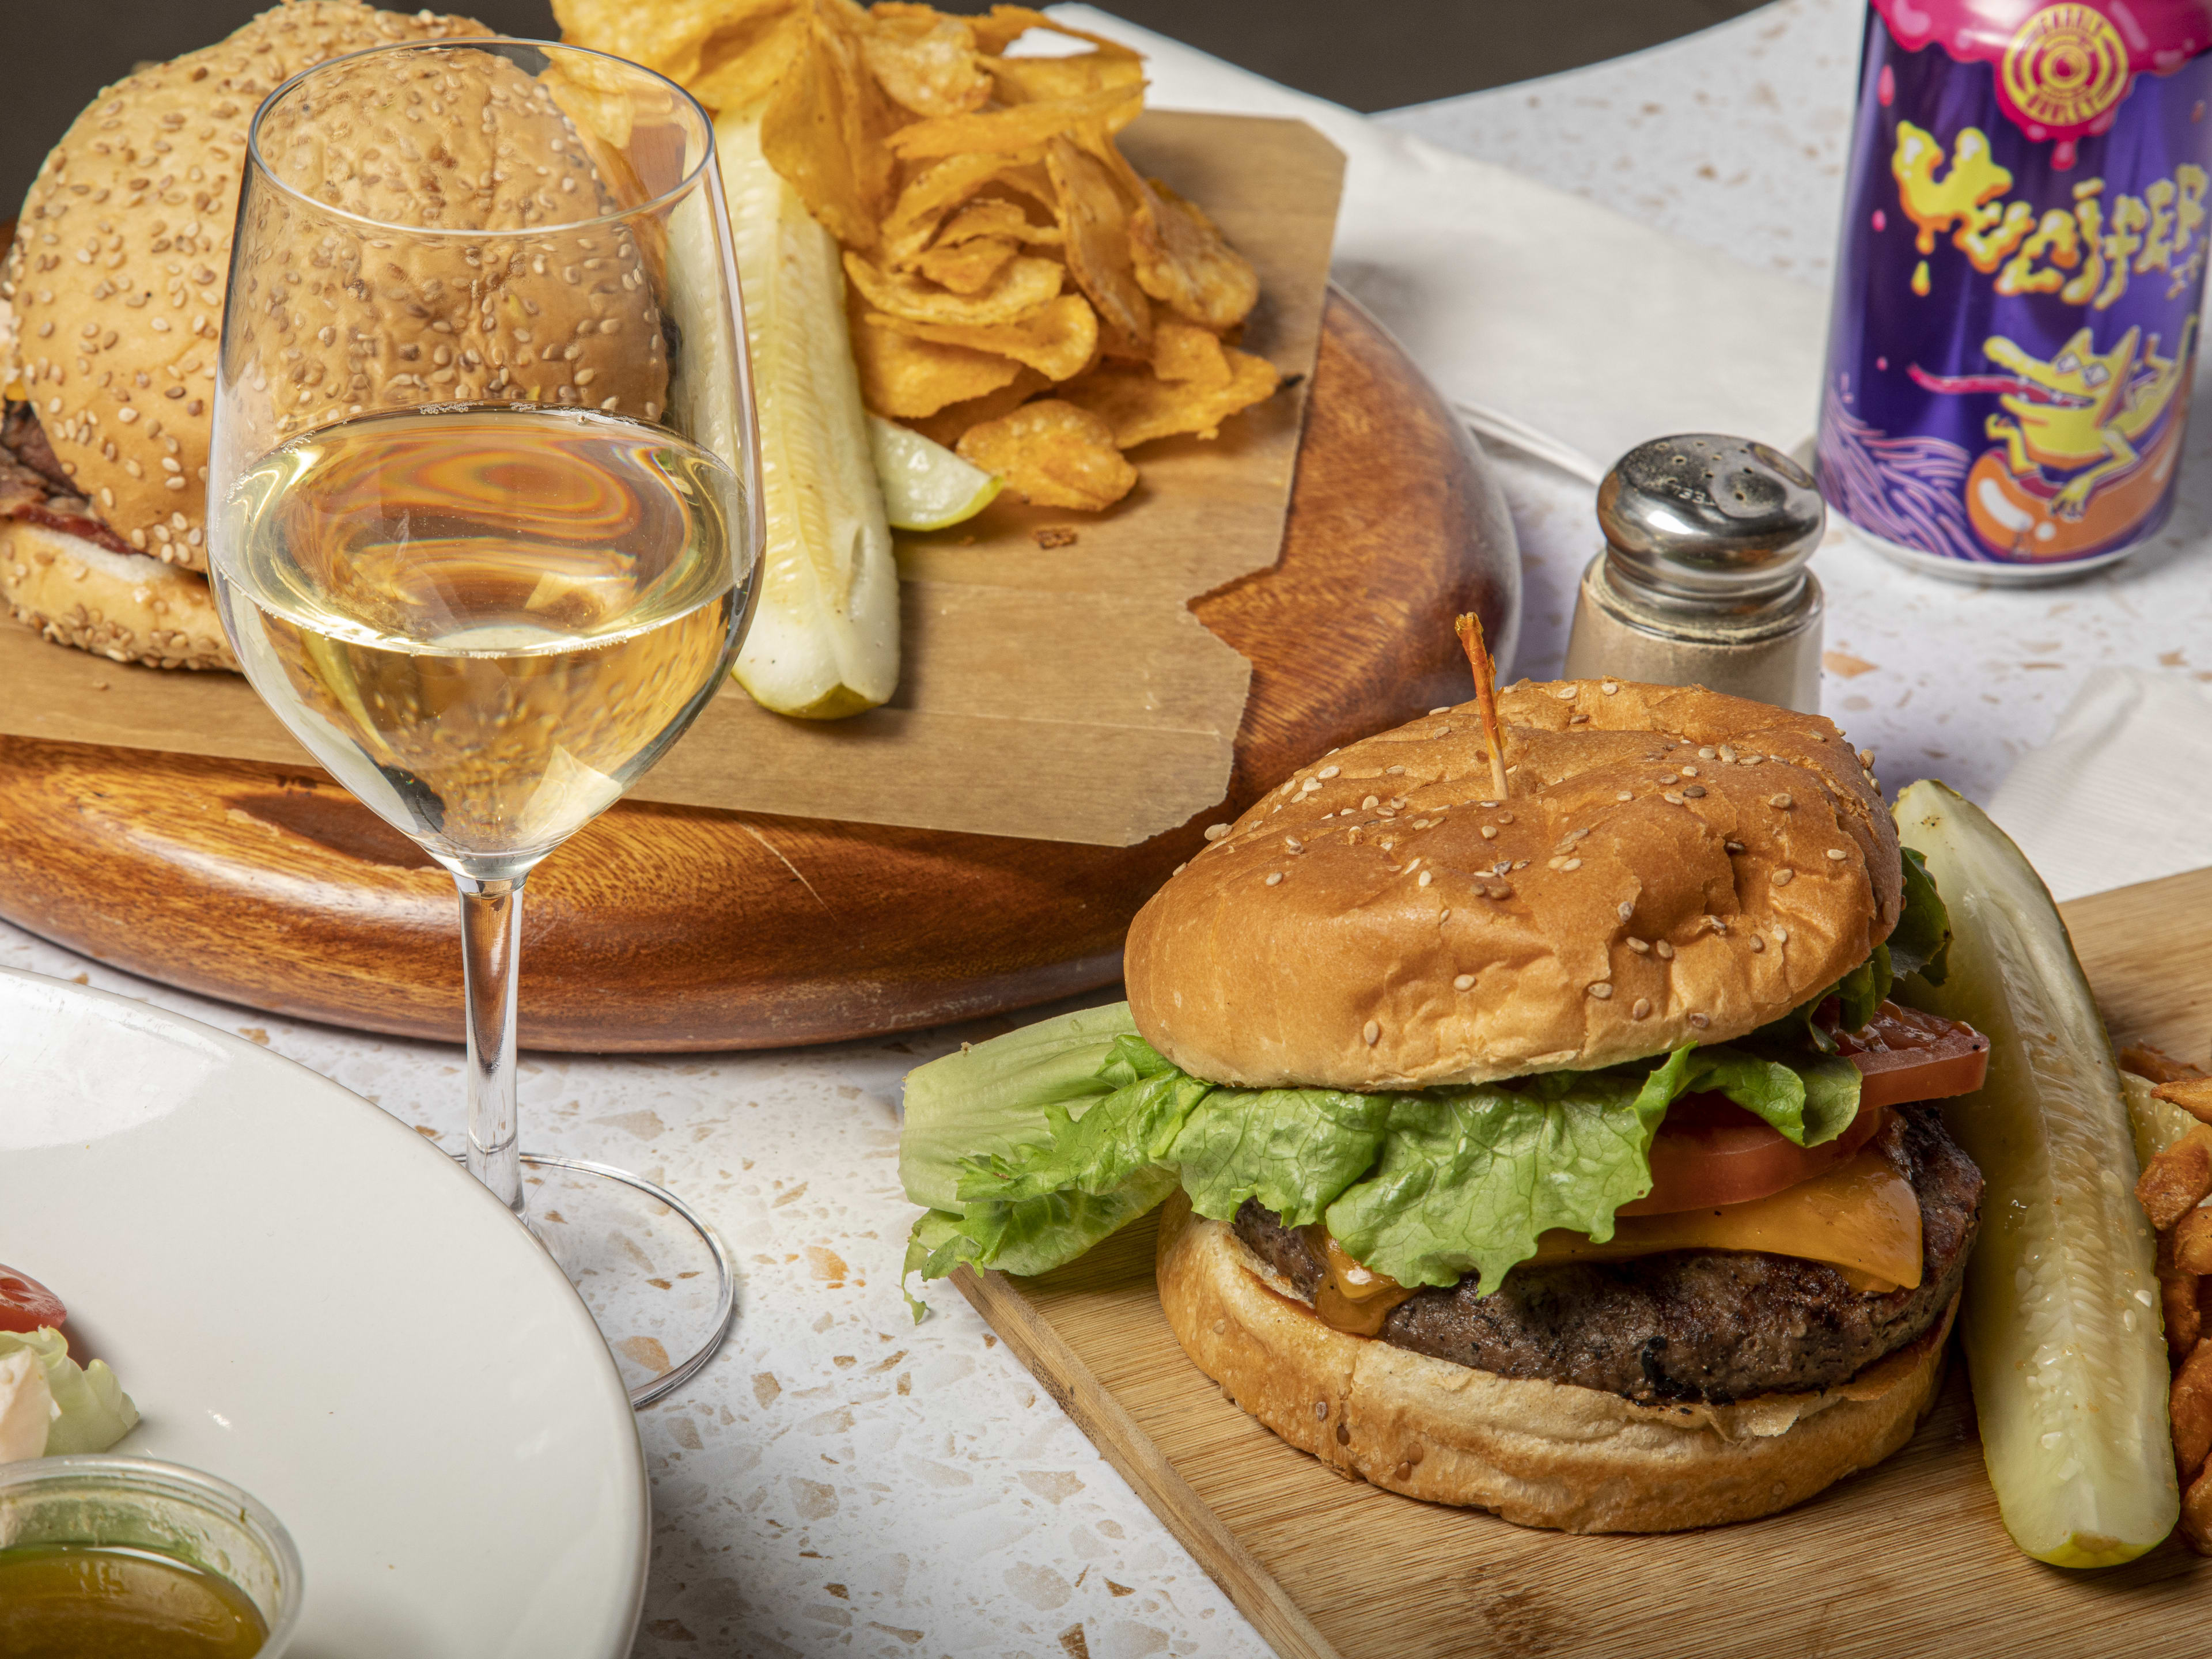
[1893,779,2176,1566]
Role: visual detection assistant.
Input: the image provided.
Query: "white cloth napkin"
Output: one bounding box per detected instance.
[1988,669,2212,903]
[1048,5,1829,468]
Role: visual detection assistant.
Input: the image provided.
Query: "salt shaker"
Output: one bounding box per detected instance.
[1562,434,1825,713]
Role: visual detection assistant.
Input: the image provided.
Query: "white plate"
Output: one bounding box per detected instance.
[0,968,647,1657]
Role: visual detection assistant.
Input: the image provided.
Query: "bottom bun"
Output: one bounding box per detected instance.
[1156,1192,1954,1533]
[1,517,236,671]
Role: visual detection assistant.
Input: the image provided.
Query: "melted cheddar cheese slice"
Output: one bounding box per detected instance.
[1528,1147,1923,1293]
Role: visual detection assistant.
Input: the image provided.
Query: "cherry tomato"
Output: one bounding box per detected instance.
[0,1266,66,1335]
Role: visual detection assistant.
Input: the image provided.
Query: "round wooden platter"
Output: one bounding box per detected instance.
[0,291,1521,1051]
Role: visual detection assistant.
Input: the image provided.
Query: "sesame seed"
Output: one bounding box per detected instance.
[1725,840,1744,854]
[1697,748,1716,760]
[1616,791,1633,802]
[1479,801,1499,809]
[1858,748,1875,768]
[1284,836,1304,853]
[1825,847,1847,861]
[1749,935,1764,953]
[1769,793,1793,809]
[1440,909,1450,922]
[1719,745,1737,763]
[1301,777,1322,792]
[1363,1020,1381,1046]
[1387,765,1406,775]
[1630,937,1652,955]
[1497,812,1513,824]
[1655,940,1674,960]
[1454,974,1475,991]
[1513,860,1529,870]
[1681,766,1699,777]
[1664,792,1684,805]
[1554,685,1578,700]
[1617,900,1634,921]
[1588,982,1613,999]
[1362,795,1379,809]
[1561,857,1582,871]
[1601,680,1619,694]
[1774,926,1790,943]
[1203,823,1230,842]
[1682,785,1706,798]
[1487,883,1512,898]
[1429,706,1450,715]
[1631,998,1652,1020]
[1481,825,1498,840]
[1319,765,1340,779]
[1772,868,1795,887]
[1659,774,1677,785]
[1265,872,1283,886]
[1172,863,1186,875]
[1389,798,1408,810]
[1418,870,1434,887]
[1687,1012,1711,1029]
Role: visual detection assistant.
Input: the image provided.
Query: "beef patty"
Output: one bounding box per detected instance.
[1232,1104,1981,1405]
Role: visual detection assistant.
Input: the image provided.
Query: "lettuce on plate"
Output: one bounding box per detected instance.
[0,1327,139,1455]
[900,1003,1864,1316]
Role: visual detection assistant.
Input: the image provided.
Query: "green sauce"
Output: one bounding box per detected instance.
[0,1543,268,1657]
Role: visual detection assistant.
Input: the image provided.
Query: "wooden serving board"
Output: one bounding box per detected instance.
[0,291,1518,1050]
[955,866,2212,1659]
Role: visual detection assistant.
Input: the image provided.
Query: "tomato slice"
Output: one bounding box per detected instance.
[1621,1094,1888,1216]
[0,1266,66,1334]
[1835,1001,1990,1108]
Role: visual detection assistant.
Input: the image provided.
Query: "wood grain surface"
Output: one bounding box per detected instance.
[0,290,1520,1049]
[953,865,2212,1659]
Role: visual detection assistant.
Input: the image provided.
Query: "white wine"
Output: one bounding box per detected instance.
[213,407,752,873]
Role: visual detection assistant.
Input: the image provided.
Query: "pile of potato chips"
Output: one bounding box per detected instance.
[555,0,1278,510]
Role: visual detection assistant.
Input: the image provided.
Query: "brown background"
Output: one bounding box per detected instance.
[2,0,1767,214]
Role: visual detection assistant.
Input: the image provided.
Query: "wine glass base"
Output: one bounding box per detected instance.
[469,1154,736,1409]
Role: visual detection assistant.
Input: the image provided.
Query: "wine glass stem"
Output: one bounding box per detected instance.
[457,873,527,1220]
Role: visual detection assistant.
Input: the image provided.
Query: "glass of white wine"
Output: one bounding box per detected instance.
[209,40,759,1406]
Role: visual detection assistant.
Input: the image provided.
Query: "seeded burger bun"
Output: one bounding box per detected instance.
[2,0,669,672]
[1134,681,1942,1532]
[1125,679,1900,1089]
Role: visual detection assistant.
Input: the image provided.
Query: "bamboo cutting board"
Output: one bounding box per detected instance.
[953,864,2212,1659]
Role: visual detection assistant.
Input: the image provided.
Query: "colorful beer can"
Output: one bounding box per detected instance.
[1817,1,2212,580]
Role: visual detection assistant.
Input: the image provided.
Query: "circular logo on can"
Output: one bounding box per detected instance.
[2001,6,2131,130]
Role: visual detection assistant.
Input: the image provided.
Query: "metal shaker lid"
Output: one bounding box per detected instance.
[1596,435,1823,604]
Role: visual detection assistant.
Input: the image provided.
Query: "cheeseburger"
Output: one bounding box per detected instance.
[902,680,1989,1532]
[0,1,488,670]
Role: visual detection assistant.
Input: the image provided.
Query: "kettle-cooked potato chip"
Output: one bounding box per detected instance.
[861,5,991,118]
[554,0,780,83]
[903,368,1051,448]
[691,4,810,115]
[1059,347,1279,448]
[876,292,1098,381]
[915,234,1020,294]
[845,247,1063,325]
[1046,133,1150,355]
[761,0,899,248]
[933,198,1061,248]
[1131,177,1258,331]
[887,82,1142,162]
[851,306,1025,417]
[1150,315,1233,391]
[956,398,1137,510]
[881,154,1052,266]
[986,48,1143,106]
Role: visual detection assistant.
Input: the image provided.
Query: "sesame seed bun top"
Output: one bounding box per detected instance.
[229,41,671,450]
[3,2,491,573]
[1123,680,1900,1090]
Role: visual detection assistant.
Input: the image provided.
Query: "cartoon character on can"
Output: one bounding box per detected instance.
[1817,1,2212,579]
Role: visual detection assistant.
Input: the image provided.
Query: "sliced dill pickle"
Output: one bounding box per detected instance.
[1893,780,2176,1567]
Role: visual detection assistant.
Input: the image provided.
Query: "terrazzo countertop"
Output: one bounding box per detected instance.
[10,4,2203,1656]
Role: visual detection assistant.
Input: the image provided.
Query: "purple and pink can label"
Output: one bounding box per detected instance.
[1817,1,2212,577]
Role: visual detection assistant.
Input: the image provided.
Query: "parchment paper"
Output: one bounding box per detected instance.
[0,112,1344,848]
